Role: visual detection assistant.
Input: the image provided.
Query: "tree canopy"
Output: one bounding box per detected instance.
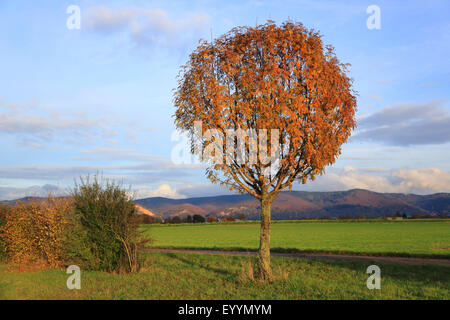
[174,21,356,202]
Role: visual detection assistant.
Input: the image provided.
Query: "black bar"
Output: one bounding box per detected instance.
[1,300,448,318]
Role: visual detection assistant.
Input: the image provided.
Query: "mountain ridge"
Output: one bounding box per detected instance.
[135,189,450,219]
[3,189,449,219]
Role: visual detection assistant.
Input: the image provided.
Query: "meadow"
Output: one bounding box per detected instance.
[144,220,450,258]
[1,251,449,299]
[1,220,449,300]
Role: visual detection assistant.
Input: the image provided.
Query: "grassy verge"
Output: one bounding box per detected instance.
[0,251,449,299]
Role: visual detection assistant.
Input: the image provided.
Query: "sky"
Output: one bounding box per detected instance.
[0,0,449,200]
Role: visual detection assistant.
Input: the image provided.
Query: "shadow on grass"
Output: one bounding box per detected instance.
[157,251,450,287]
[146,246,450,259]
[276,254,450,286]
[163,252,235,278]
[271,247,450,259]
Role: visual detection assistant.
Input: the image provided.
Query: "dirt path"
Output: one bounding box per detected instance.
[147,248,450,266]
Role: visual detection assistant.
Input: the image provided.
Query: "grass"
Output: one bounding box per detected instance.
[0,251,449,299]
[143,220,450,258]
[2,220,448,300]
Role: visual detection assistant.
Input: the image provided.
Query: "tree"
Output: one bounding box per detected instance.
[171,216,182,224]
[174,21,356,281]
[206,216,218,223]
[192,214,206,223]
[222,215,236,222]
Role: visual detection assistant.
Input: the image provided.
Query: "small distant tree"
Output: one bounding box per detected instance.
[186,215,193,223]
[206,216,218,223]
[192,214,206,223]
[223,215,236,222]
[171,216,182,224]
[236,213,247,221]
[71,175,149,273]
[137,215,162,224]
[143,215,153,224]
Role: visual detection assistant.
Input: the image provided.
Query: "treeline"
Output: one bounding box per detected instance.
[306,213,448,220]
[0,175,150,273]
[136,213,449,224]
[137,213,247,224]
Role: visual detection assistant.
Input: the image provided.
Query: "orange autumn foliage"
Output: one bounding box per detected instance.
[1,197,73,267]
[174,21,356,199]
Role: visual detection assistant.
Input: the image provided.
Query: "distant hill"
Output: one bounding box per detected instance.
[135,204,155,216]
[135,189,450,219]
[4,189,450,220]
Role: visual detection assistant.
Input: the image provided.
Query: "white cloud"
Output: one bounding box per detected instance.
[132,167,450,199]
[1,166,449,201]
[84,6,210,48]
[297,167,450,195]
[391,168,450,194]
[134,184,184,199]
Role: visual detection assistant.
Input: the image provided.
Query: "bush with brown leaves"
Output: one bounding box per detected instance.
[1,198,72,267]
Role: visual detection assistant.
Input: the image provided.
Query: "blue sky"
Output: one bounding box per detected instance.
[0,0,449,200]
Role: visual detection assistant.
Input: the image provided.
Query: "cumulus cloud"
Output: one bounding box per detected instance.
[134,184,184,199]
[84,6,209,48]
[296,166,450,195]
[131,182,238,200]
[1,166,449,200]
[355,100,450,146]
[130,167,450,199]
[390,168,450,193]
[132,166,450,199]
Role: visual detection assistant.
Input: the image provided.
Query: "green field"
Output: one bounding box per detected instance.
[1,220,449,300]
[1,251,449,299]
[144,220,450,258]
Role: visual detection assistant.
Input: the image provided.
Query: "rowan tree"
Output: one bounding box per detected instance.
[174,21,357,281]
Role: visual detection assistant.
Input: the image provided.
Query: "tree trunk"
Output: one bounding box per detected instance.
[258,196,273,281]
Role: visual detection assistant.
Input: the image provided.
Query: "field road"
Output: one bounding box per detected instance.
[145,248,450,266]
